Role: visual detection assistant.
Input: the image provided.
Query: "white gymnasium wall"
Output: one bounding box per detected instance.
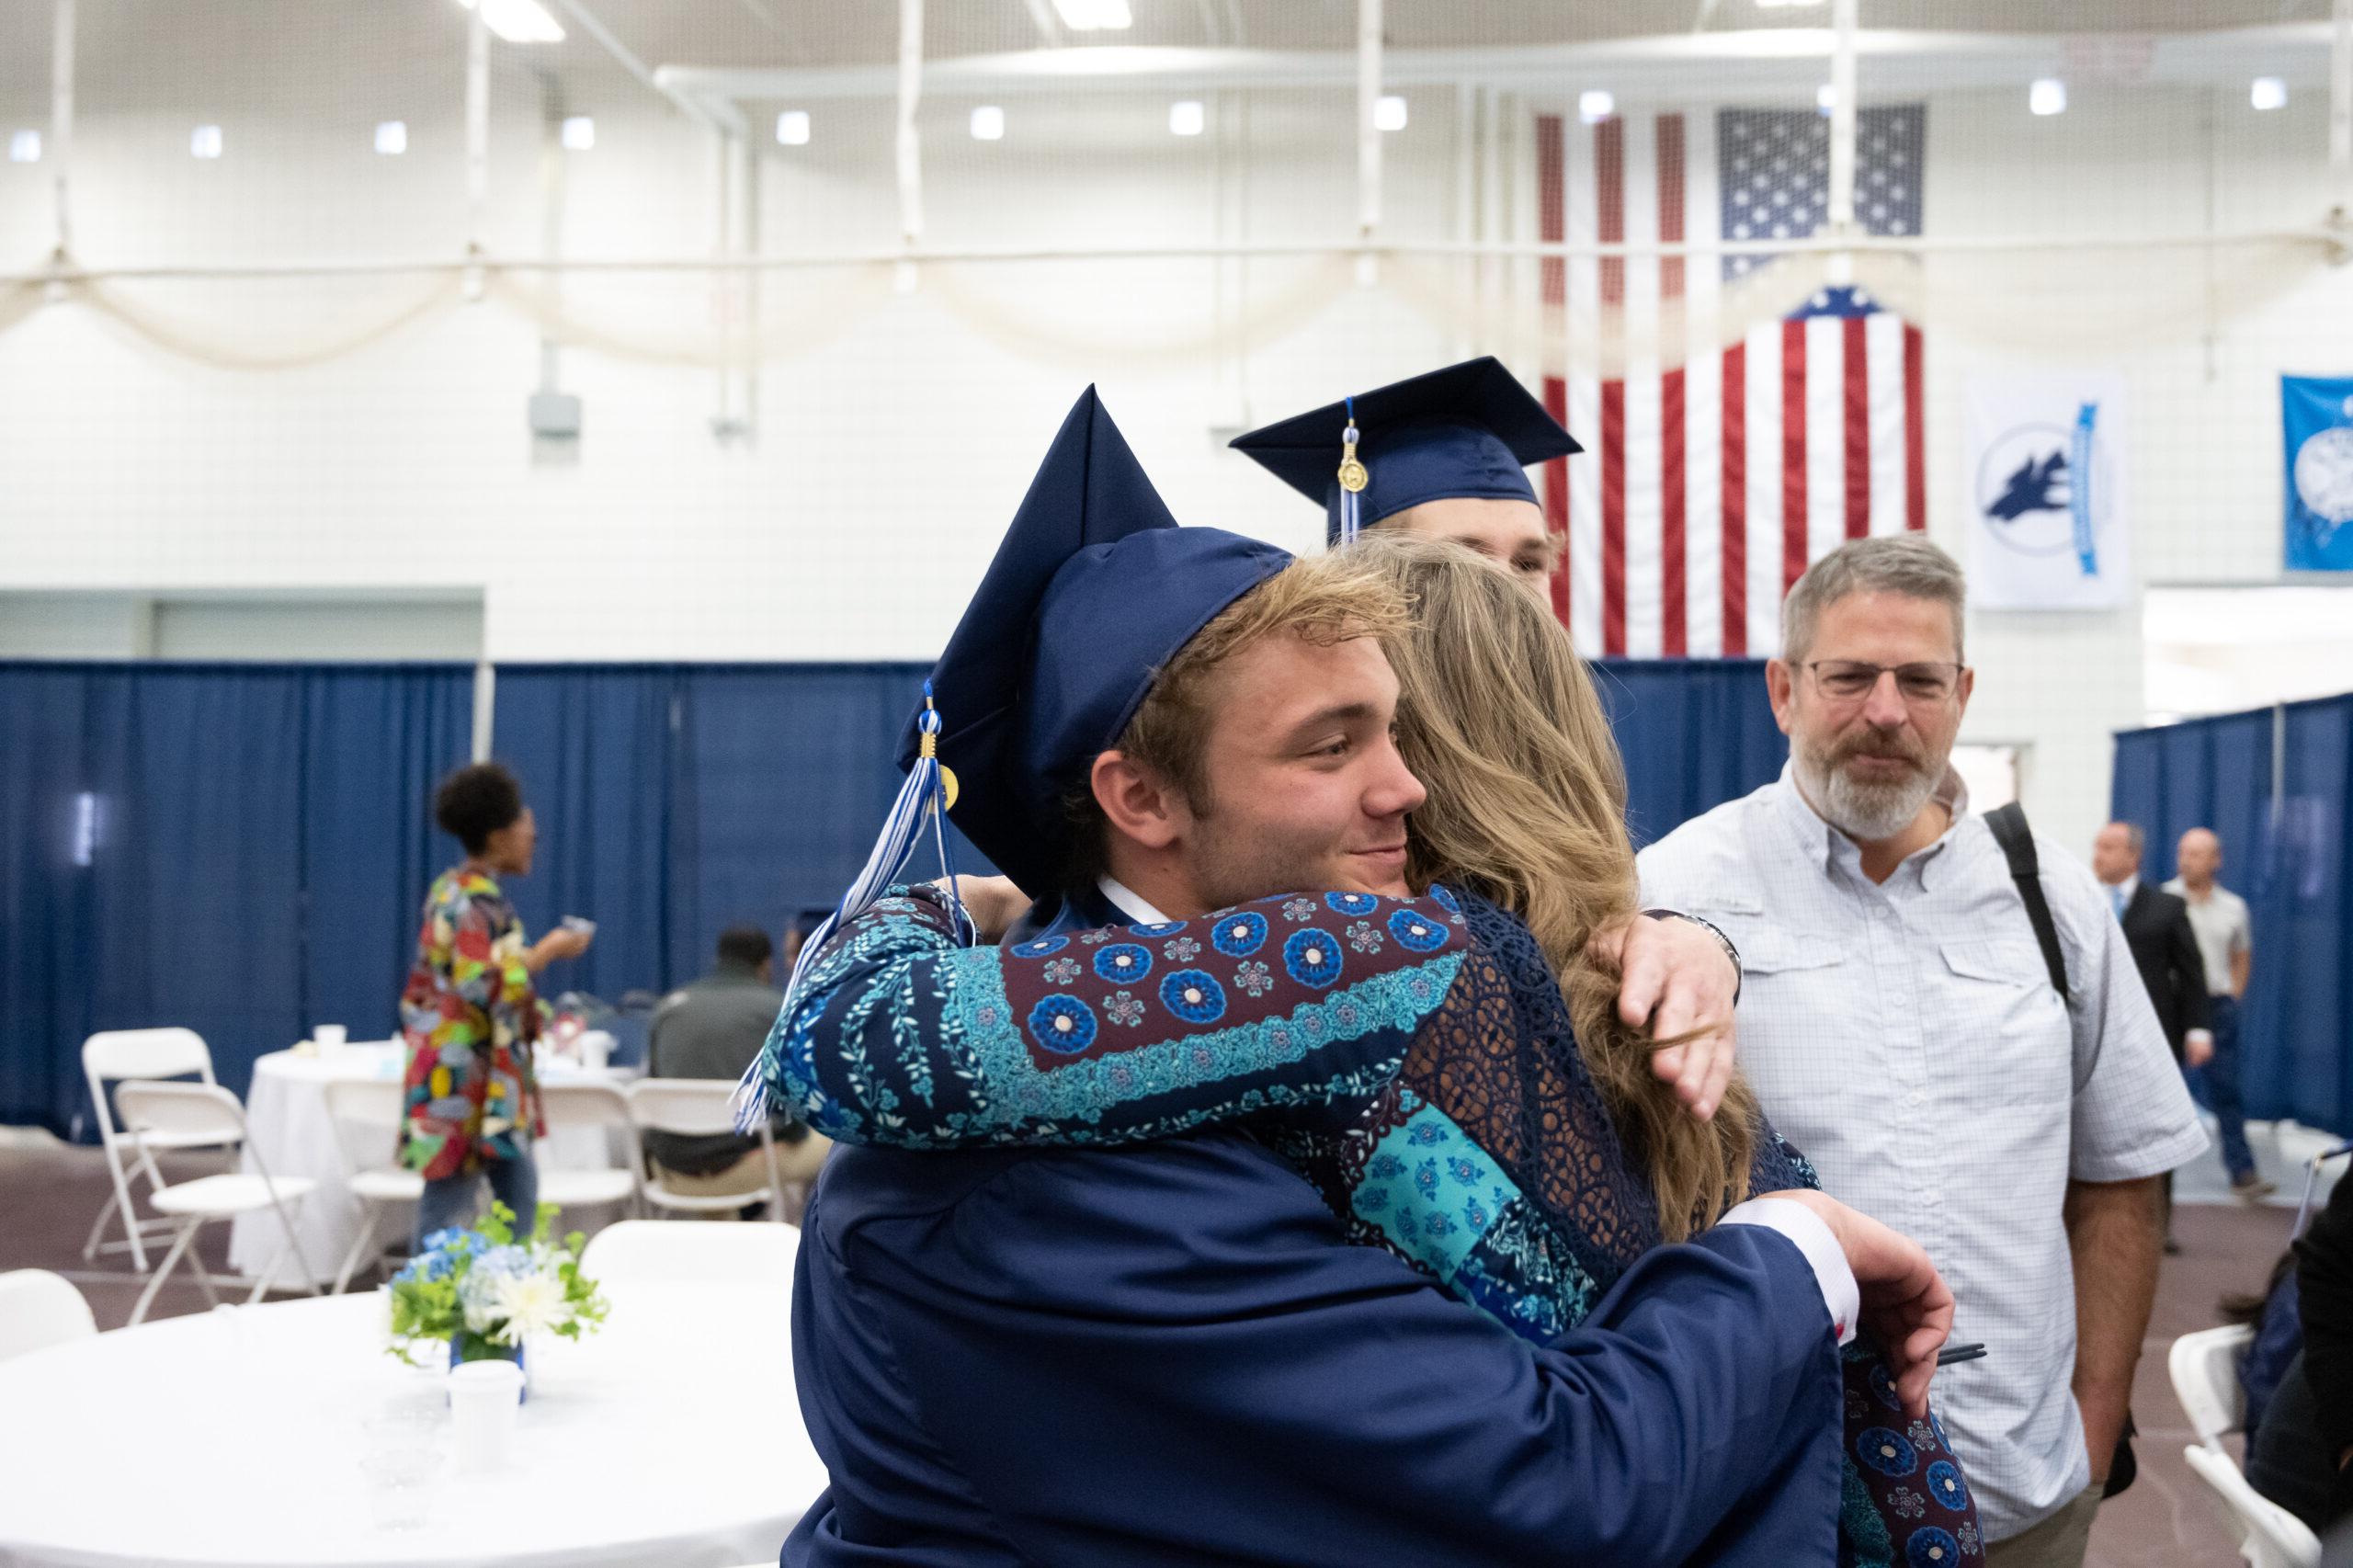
[4,24,2349,856]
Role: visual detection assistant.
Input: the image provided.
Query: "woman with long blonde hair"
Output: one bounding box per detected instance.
[1360,528,1758,1240]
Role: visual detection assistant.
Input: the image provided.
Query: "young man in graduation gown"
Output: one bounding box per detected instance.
[1232,355,1575,590]
[776,389,1952,1566]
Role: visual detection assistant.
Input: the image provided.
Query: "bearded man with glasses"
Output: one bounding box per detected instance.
[1637,535,2205,1568]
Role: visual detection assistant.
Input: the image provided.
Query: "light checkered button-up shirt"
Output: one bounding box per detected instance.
[1641,765,2207,1541]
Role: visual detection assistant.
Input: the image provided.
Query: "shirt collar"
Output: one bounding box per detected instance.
[1098,875,1176,926]
[2109,874,2139,905]
[1770,759,1972,891]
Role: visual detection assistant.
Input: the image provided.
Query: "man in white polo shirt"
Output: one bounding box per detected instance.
[2165,827,2271,1199]
[1638,536,2207,1568]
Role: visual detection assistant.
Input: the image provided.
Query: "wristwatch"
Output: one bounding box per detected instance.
[1639,908,1744,1005]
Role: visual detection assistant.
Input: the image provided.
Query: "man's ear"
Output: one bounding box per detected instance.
[1091,749,1186,852]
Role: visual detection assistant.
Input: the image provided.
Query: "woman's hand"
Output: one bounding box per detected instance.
[938,875,1030,942]
[528,926,593,971]
[1588,913,1740,1122]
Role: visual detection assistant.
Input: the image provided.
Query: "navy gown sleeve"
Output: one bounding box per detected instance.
[787,1131,1844,1567]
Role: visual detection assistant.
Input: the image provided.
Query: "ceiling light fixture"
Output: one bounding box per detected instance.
[1051,0,1133,29]
[970,105,1006,142]
[776,109,810,145]
[2252,77,2288,111]
[1168,100,1205,137]
[1373,95,1407,132]
[561,115,594,151]
[1578,90,1614,125]
[457,0,566,45]
[2029,78,2066,116]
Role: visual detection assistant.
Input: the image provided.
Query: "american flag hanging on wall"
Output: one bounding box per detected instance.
[1533,104,1928,658]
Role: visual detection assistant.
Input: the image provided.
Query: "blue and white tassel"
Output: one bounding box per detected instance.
[1336,393,1370,545]
[733,681,967,1129]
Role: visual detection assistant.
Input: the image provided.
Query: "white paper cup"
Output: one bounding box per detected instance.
[447,1359,524,1469]
[313,1023,347,1051]
[578,1031,612,1072]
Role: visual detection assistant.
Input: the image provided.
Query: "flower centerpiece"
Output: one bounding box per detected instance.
[386,1201,608,1389]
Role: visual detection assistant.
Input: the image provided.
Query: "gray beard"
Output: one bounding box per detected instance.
[1795,740,1941,843]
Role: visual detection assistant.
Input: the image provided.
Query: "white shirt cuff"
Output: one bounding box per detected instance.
[1718,1197,1859,1346]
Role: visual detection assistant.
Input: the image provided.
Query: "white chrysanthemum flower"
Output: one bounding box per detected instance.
[486,1267,573,1345]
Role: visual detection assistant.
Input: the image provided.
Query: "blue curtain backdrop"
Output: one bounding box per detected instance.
[2112,696,2353,1135]
[1594,659,1786,847]
[0,663,472,1135]
[5,656,1782,1136]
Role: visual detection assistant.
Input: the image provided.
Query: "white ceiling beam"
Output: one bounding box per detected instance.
[652,23,2348,103]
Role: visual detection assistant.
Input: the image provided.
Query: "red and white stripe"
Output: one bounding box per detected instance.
[1534,108,1926,660]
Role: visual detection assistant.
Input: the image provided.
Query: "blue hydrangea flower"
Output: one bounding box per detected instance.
[1925,1460,1969,1512]
[1446,1155,1480,1185]
[1013,935,1068,957]
[1358,1185,1390,1212]
[1388,908,1449,951]
[1159,970,1226,1024]
[1210,912,1267,956]
[1462,1198,1490,1231]
[1324,892,1379,916]
[1407,1121,1448,1147]
[1367,1153,1404,1179]
[1283,928,1344,988]
[1131,920,1188,937]
[1415,1158,1440,1197]
[1233,960,1274,997]
[1857,1427,1919,1477]
[1027,994,1098,1054]
[1904,1527,1960,1567]
[1094,943,1153,983]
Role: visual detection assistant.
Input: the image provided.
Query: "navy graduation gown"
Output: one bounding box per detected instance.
[783,1129,1843,1565]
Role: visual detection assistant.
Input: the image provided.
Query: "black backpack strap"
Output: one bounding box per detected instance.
[1985,801,2071,1005]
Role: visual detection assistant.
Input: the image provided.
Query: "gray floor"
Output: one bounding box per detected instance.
[0,1123,2332,1564]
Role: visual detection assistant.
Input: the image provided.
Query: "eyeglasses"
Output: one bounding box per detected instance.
[1802,660,1964,705]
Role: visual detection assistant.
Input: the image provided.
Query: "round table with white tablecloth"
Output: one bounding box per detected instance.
[0,1279,820,1568]
[228,1040,631,1291]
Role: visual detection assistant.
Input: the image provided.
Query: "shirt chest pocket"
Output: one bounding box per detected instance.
[1937,936,2073,1105]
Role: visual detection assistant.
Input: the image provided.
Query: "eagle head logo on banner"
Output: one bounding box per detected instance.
[2283,374,2353,573]
[1963,372,2131,610]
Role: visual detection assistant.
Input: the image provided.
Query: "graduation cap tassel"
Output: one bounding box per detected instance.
[1336,394,1370,545]
[733,681,970,1130]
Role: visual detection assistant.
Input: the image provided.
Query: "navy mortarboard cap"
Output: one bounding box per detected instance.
[1229,356,1582,545]
[737,388,1288,1128]
[894,387,1290,897]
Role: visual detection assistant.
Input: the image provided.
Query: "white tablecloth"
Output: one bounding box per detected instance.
[0,1280,821,1567]
[230,1041,631,1290]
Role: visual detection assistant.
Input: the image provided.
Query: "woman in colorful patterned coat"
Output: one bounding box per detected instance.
[400,763,593,1250]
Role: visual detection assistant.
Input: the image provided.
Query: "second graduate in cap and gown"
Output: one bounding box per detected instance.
[764,390,1870,1566]
[1233,355,1579,589]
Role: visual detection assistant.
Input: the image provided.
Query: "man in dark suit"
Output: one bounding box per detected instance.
[2092,823,2213,1063]
[2093,821,2213,1255]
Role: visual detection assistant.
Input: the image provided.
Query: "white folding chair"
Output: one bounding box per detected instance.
[80,1028,226,1272]
[322,1077,424,1294]
[2171,1323,2257,1451]
[578,1218,800,1287]
[2183,1443,2324,1568]
[113,1080,319,1325]
[0,1270,97,1362]
[536,1081,642,1221]
[627,1078,789,1221]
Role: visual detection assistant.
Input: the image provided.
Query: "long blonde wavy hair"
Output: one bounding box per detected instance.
[1352,530,1758,1239]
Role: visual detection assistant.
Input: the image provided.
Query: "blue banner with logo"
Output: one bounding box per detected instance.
[2284,374,2353,572]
